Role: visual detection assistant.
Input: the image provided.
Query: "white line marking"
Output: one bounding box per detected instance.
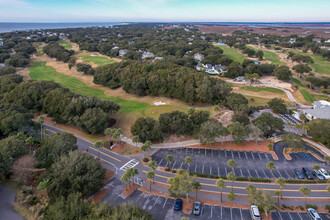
[172,161,177,169]
[162,198,168,209]
[255,169,260,178]
[251,152,255,160]
[218,167,220,176]
[202,165,205,174]
[297,212,303,220]
[258,152,262,160]
[278,211,284,220]
[240,209,243,220]
[231,150,234,158]
[262,169,268,178]
[210,166,212,175]
[153,196,160,207]
[158,158,163,166]
[221,206,222,219]
[120,159,139,171]
[225,150,227,157]
[195,164,197,173]
[247,169,252,177]
[245,152,248,160]
[240,168,243,177]
[288,212,293,220]
[211,206,213,218]
[180,162,183,170]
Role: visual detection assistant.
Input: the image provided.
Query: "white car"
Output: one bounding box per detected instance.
[250,205,261,220]
[307,208,322,220]
[319,168,330,180]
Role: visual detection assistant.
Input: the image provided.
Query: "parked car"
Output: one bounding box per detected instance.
[302,167,314,180]
[307,208,322,220]
[192,201,201,215]
[319,168,330,180]
[294,169,305,179]
[250,205,261,220]
[173,199,183,211]
[313,170,325,180]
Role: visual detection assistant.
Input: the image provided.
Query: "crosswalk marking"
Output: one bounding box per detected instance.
[120,159,139,171]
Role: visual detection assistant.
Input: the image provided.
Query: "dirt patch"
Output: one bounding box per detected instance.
[109,142,141,155]
[123,183,138,197]
[90,188,110,203]
[17,67,31,80]
[259,76,293,91]
[213,110,234,127]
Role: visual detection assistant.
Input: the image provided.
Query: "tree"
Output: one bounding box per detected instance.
[214,105,220,115]
[325,156,330,172]
[228,122,249,144]
[37,116,44,139]
[141,140,152,158]
[168,170,195,203]
[261,191,277,217]
[216,178,226,203]
[36,132,78,168]
[273,66,292,81]
[78,108,109,134]
[246,184,258,204]
[266,161,276,179]
[299,186,311,207]
[94,140,103,160]
[274,190,282,205]
[226,172,236,190]
[220,127,230,146]
[104,128,115,143]
[199,120,222,145]
[227,159,236,173]
[11,155,37,184]
[253,112,284,136]
[282,133,306,149]
[192,179,202,199]
[148,161,158,173]
[299,114,307,123]
[250,124,263,144]
[275,178,286,199]
[184,156,193,171]
[127,168,139,188]
[245,73,260,84]
[228,190,235,207]
[121,170,131,190]
[132,135,140,147]
[25,136,34,155]
[256,50,264,60]
[225,62,244,78]
[308,119,330,148]
[146,171,155,191]
[131,117,163,143]
[267,98,287,114]
[312,164,320,172]
[46,151,105,198]
[293,64,312,74]
[166,154,174,170]
[327,185,330,194]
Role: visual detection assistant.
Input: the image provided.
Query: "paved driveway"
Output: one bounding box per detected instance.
[0,184,24,220]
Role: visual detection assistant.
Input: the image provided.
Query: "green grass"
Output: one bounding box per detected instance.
[58,40,72,49]
[246,45,285,65]
[292,77,306,88]
[29,62,150,112]
[226,82,234,87]
[240,86,285,94]
[300,89,316,103]
[289,49,330,75]
[83,56,116,67]
[213,43,245,63]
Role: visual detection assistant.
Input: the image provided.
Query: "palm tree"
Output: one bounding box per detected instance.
[104,128,114,142]
[127,168,139,188]
[25,136,33,155]
[37,116,44,139]
[275,178,286,199]
[327,185,330,194]
[121,171,130,190]
[266,161,276,179]
[299,186,311,207]
[192,179,201,199]
[132,136,140,147]
[227,159,236,173]
[324,156,330,172]
[216,178,226,203]
[226,172,236,191]
[166,154,174,170]
[301,124,310,136]
[146,171,155,191]
[148,161,158,175]
[184,156,193,171]
[274,190,282,205]
[94,141,103,160]
[141,140,152,158]
[220,127,229,147]
[228,190,235,207]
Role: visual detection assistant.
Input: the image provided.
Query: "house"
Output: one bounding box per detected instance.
[289,38,296,44]
[214,65,227,74]
[312,38,321,43]
[152,57,163,62]
[196,63,226,75]
[0,41,3,46]
[142,51,154,59]
[119,49,127,57]
[188,38,194,42]
[234,76,245,82]
[194,53,204,61]
[320,46,330,51]
[196,63,204,71]
[200,36,206,40]
[302,100,330,120]
[112,46,119,50]
[325,39,330,43]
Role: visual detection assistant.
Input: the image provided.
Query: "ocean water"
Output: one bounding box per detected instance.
[0,22,124,33]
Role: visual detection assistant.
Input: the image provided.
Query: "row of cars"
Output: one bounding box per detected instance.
[294,168,330,180]
[173,199,202,215]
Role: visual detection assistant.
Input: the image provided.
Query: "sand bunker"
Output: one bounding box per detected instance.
[154,101,166,106]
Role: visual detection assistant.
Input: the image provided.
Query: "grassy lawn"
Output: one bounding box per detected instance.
[292,77,306,88]
[242,95,272,107]
[289,49,330,75]
[213,43,245,64]
[240,86,285,94]
[83,56,116,67]
[58,40,72,49]
[246,45,285,65]
[29,62,150,113]
[300,89,316,103]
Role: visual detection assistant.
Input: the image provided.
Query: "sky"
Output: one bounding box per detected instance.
[0,0,330,22]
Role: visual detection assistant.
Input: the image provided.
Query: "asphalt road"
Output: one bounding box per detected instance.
[0,185,24,220]
[43,123,330,199]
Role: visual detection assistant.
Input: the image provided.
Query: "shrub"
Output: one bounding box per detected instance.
[249,177,271,183]
[306,204,317,210]
[268,144,273,151]
[298,206,304,210]
[142,158,149,162]
[325,205,330,211]
[284,179,327,184]
[172,170,176,173]
[165,168,170,172]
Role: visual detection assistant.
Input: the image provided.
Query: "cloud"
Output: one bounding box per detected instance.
[0,0,30,7]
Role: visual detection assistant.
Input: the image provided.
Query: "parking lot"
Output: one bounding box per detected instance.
[151,147,324,180]
[271,210,328,220]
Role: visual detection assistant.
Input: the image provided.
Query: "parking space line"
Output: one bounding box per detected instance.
[240,209,243,220]
[284,170,292,179]
[247,169,251,177]
[288,212,293,220]
[240,168,243,177]
[225,150,227,157]
[202,165,205,174]
[238,151,241,159]
[135,191,144,202]
[231,150,234,158]
[195,164,197,173]
[162,198,168,209]
[258,152,261,160]
[277,170,284,178]
[278,211,284,220]
[245,152,248,160]
[230,207,233,220]
[210,166,212,175]
[201,205,204,216]
[180,162,183,169]
[218,167,220,176]
[265,153,269,161]
[211,206,213,218]
[297,212,303,220]
[186,148,188,155]
[225,167,228,175]
[165,162,168,168]
[153,196,160,207]
[158,158,163,166]
[251,152,255,160]
[221,206,222,219]
[262,169,268,178]
[172,161,177,169]
[255,169,260,178]
[198,148,200,155]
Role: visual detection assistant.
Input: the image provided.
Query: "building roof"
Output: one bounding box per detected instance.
[214,65,226,71]
[205,64,212,69]
[303,107,330,120]
[313,100,330,109]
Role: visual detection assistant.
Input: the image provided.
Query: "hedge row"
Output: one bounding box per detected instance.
[189,172,271,183]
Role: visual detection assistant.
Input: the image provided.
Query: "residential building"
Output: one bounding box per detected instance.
[112,46,119,50]
[142,51,155,59]
[289,38,296,44]
[196,63,226,75]
[234,76,245,82]
[0,41,3,46]
[312,38,321,43]
[194,53,204,61]
[302,100,330,120]
[119,49,127,57]
[325,39,330,43]
[320,46,330,51]
[152,57,163,62]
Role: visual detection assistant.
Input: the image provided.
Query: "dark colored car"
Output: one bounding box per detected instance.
[173,199,183,211]
[302,167,314,180]
[193,201,202,215]
[294,169,304,179]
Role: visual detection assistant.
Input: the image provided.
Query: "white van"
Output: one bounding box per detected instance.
[250,205,261,220]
